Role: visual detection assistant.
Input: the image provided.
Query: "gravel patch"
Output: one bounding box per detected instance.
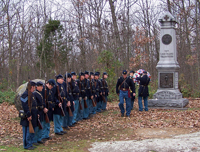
[89,131,200,152]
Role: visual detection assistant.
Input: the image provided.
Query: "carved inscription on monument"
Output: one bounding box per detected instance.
[160,50,173,58]
[160,73,173,88]
[154,91,182,99]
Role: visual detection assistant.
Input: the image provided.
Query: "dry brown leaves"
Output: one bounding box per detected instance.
[1,98,200,147]
[0,102,23,146]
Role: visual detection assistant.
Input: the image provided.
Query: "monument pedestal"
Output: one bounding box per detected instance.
[149,89,189,108]
[148,12,189,109]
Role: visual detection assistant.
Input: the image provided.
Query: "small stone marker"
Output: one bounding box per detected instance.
[148,12,189,108]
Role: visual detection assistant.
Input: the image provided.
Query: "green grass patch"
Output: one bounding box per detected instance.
[187,107,200,111]
[112,110,119,115]
[0,145,22,152]
[102,110,109,116]
[0,90,15,104]
[0,140,91,152]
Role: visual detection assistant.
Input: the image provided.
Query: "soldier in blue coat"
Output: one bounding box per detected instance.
[33,81,45,145]
[96,72,103,112]
[20,81,37,150]
[71,72,80,125]
[41,79,56,141]
[53,74,69,135]
[136,71,150,111]
[116,70,135,117]
[129,71,136,110]
[89,72,96,115]
[83,71,92,119]
[76,72,86,121]
[63,73,74,130]
[101,72,109,111]
[94,72,102,113]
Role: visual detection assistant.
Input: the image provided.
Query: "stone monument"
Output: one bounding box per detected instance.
[148,12,189,108]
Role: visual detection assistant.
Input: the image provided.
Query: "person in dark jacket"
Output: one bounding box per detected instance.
[33,81,45,145]
[83,71,91,119]
[136,71,150,111]
[41,79,56,141]
[20,81,37,150]
[89,72,96,115]
[76,72,86,121]
[63,73,74,129]
[129,71,135,110]
[71,72,80,125]
[95,72,103,113]
[101,72,109,111]
[116,70,135,117]
[53,74,69,135]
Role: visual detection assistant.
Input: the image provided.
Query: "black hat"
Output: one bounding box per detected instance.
[90,72,94,75]
[103,72,108,75]
[71,72,76,76]
[64,73,71,79]
[96,72,100,76]
[30,81,36,86]
[48,79,56,86]
[95,72,99,76]
[143,71,147,74]
[67,73,71,78]
[130,71,134,74]
[122,70,127,75]
[85,71,89,75]
[36,81,43,86]
[79,72,84,77]
[56,74,63,80]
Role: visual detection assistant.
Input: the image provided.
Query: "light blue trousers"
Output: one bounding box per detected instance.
[53,114,63,133]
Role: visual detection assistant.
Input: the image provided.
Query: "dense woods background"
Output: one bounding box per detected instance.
[0,0,200,98]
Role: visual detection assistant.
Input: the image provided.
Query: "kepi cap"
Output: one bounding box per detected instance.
[36,81,43,86]
[122,70,127,75]
[30,81,36,86]
[85,71,89,75]
[103,72,108,75]
[56,74,63,80]
[67,73,71,78]
[71,72,76,76]
[48,79,56,86]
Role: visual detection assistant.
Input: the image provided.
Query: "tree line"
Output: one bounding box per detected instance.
[0,0,200,97]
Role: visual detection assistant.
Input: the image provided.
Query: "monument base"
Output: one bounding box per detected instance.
[148,98,189,108]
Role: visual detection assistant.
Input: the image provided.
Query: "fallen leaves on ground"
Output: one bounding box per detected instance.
[1,98,200,147]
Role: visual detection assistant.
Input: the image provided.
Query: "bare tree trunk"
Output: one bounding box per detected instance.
[181,0,194,89]
[196,0,200,80]
[108,0,121,57]
[167,0,171,13]
[6,4,12,88]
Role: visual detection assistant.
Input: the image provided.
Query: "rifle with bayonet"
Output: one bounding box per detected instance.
[65,72,73,117]
[55,76,65,117]
[27,78,35,133]
[44,73,50,123]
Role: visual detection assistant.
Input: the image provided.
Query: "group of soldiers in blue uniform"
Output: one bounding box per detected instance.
[20,71,109,150]
[116,70,150,117]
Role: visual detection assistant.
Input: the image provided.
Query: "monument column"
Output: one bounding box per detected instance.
[148,12,189,108]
